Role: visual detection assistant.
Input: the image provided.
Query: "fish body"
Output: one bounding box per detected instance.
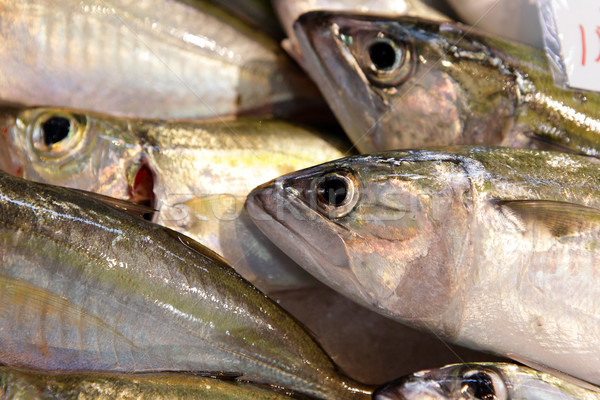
[0,0,320,119]
[294,13,600,154]
[0,368,311,399]
[446,0,544,48]
[0,107,353,292]
[246,147,600,385]
[206,0,283,39]
[374,363,600,400]
[0,171,371,399]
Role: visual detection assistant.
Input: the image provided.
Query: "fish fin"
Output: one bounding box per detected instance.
[496,200,600,237]
[0,274,137,350]
[65,187,156,220]
[182,195,243,221]
[508,354,600,392]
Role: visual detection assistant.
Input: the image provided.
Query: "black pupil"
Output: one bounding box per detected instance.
[463,372,495,400]
[318,177,347,207]
[42,117,71,146]
[369,40,397,70]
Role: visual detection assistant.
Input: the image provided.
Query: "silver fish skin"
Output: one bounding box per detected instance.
[245,147,600,385]
[0,107,354,292]
[0,368,314,400]
[374,363,600,400]
[0,171,372,400]
[293,13,600,154]
[0,0,321,119]
[446,0,544,48]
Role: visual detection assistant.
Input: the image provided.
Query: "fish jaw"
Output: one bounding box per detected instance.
[294,12,385,153]
[245,178,357,297]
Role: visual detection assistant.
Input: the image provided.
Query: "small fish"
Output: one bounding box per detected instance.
[0,107,353,292]
[374,363,600,400]
[0,0,322,119]
[0,368,312,399]
[0,171,372,399]
[293,13,600,154]
[246,147,600,385]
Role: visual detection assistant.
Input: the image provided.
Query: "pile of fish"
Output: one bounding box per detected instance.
[1,0,600,399]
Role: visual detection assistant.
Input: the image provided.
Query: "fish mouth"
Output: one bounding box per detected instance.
[293,12,382,153]
[245,178,354,291]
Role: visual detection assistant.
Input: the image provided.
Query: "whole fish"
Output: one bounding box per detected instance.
[246,147,600,385]
[374,363,600,400]
[0,368,312,399]
[0,171,372,399]
[293,13,600,154]
[0,107,353,292]
[0,0,322,119]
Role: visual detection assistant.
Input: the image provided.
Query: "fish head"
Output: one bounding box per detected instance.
[246,151,472,325]
[294,12,491,152]
[373,364,509,400]
[0,107,144,201]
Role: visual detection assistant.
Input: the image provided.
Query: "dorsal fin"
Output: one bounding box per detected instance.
[496,200,600,237]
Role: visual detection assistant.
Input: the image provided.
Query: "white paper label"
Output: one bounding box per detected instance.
[548,0,600,91]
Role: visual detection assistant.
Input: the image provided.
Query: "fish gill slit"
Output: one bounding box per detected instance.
[128,158,156,221]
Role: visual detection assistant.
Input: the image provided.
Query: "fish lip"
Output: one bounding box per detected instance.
[245,178,352,282]
[293,12,382,153]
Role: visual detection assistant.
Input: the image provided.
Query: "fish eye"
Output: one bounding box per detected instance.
[460,369,507,400]
[359,33,414,87]
[29,111,88,161]
[311,170,359,219]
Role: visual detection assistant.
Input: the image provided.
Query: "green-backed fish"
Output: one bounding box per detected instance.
[293,13,600,154]
[0,368,313,399]
[374,363,600,400]
[246,147,600,385]
[0,171,372,399]
[0,0,322,119]
[0,107,353,292]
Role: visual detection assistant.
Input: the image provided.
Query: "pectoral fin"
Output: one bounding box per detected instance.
[0,274,137,350]
[496,200,600,237]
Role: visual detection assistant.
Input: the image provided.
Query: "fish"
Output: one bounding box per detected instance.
[293,13,600,154]
[0,368,313,399]
[0,0,322,119]
[446,0,544,48]
[0,171,373,399]
[245,146,600,385]
[373,363,600,400]
[0,106,353,292]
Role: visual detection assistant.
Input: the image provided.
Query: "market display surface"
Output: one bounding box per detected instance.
[1,0,599,399]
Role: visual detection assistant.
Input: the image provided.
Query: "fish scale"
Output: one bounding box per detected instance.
[0,0,321,119]
[245,147,600,386]
[0,171,372,399]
